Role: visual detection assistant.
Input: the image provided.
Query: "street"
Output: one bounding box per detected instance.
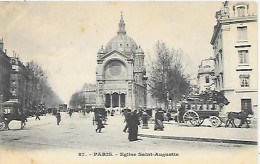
[0,112,257,164]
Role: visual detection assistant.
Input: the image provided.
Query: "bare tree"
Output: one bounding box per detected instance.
[26,61,62,109]
[148,41,190,110]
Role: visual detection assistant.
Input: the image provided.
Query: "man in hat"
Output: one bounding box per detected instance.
[56,111,61,125]
[96,114,104,133]
[35,106,41,121]
[123,108,130,133]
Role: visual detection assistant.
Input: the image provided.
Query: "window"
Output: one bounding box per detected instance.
[239,74,250,87]
[237,6,245,17]
[237,27,247,41]
[238,50,248,64]
[205,76,210,83]
[241,99,252,112]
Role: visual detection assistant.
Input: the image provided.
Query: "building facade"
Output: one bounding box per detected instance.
[0,39,11,108]
[82,83,96,109]
[197,58,215,93]
[96,14,147,110]
[9,54,28,111]
[210,1,257,113]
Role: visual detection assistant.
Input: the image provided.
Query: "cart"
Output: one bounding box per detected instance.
[179,99,222,127]
[93,107,107,125]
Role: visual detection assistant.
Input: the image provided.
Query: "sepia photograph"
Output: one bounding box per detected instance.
[0,1,258,164]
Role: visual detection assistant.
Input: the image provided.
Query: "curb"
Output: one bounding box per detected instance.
[138,134,257,145]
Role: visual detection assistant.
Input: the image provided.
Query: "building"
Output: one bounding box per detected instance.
[0,38,11,111]
[197,58,215,93]
[96,14,147,110]
[210,1,257,114]
[81,83,96,109]
[9,53,28,111]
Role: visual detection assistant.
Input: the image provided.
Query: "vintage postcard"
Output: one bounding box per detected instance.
[0,1,258,164]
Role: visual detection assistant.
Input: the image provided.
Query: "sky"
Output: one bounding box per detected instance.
[0,1,226,103]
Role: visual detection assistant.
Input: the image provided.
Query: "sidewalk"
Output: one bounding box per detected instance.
[138,120,258,145]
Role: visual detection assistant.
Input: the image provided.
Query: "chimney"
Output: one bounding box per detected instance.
[0,38,4,52]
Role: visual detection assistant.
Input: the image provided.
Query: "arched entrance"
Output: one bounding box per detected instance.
[112,93,119,108]
[105,94,111,108]
[104,92,126,109]
[120,93,125,108]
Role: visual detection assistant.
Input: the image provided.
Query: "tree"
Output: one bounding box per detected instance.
[148,41,190,109]
[69,91,85,108]
[25,61,62,109]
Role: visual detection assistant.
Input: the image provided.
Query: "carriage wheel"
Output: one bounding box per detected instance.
[183,110,200,126]
[209,116,221,127]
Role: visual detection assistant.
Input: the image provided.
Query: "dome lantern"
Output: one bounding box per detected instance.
[117,11,126,35]
[105,13,138,55]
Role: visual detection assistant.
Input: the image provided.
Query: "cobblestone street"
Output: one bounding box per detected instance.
[0,112,257,164]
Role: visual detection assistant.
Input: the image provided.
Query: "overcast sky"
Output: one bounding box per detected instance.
[0,1,227,103]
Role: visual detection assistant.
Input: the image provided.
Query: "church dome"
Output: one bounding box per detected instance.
[105,34,137,55]
[105,13,138,55]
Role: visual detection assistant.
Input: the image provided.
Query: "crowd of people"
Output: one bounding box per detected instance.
[1,104,175,142]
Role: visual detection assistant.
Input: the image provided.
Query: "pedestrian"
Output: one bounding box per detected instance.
[128,110,140,141]
[111,109,115,116]
[69,109,73,118]
[123,110,130,133]
[35,109,41,121]
[178,104,185,123]
[96,115,104,133]
[56,112,61,125]
[154,109,164,131]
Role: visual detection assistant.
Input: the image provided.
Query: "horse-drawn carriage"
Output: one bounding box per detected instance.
[93,107,107,125]
[0,100,27,130]
[178,98,222,127]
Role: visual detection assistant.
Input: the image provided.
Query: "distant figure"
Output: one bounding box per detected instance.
[56,112,61,125]
[154,109,164,131]
[82,109,86,116]
[96,115,104,133]
[69,109,73,118]
[35,110,41,121]
[123,110,130,133]
[178,104,185,123]
[111,109,115,116]
[128,110,140,141]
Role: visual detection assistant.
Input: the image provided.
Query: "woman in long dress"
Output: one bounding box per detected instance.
[128,111,140,141]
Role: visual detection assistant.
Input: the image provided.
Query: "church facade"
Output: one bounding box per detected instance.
[96,14,147,111]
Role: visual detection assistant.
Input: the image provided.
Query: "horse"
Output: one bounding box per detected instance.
[4,113,28,130]
[225,110,253,128]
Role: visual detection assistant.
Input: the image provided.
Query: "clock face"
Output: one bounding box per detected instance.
[109,62,122,76]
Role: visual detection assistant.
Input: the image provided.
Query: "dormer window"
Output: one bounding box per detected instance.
[237,6,245,17]
[233,3,249,17]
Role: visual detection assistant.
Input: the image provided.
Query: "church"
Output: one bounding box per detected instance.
[96,13,147,111]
